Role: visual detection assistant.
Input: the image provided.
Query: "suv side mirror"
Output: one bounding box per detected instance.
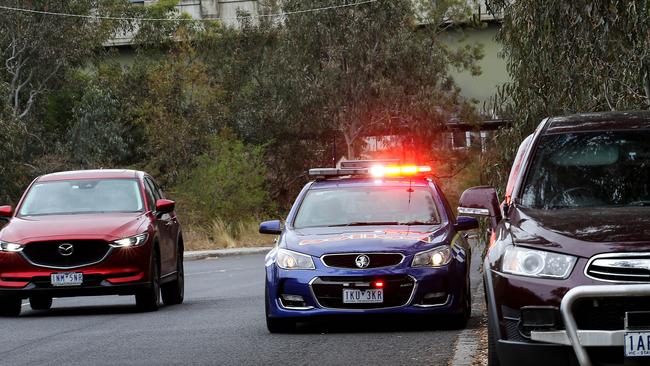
[259,220,282,235]
[455,216,479,231]
[458,186,502,228]
[0,205,13,218]
[155,199,175,214]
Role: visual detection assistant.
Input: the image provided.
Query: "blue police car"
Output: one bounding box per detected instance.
[260,160,478,332]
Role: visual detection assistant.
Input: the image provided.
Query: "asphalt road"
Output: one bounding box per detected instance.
[0,250,483,366]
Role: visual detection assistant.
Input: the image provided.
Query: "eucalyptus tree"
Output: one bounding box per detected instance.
[0,1,130,122]
[0,0,131,203]
[278,0,483,159]
[486,0,650,190]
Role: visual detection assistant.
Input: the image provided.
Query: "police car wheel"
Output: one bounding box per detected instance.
[266,316,296,333]
[449,282,471,329]
[265,285,295,333]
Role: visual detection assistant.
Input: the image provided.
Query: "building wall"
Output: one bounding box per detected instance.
[443,23,509,109]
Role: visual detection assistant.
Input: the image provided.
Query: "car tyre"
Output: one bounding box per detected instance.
[449,281,471,329]
[487,306,501,366]
[162,245,184,305]
[0,297,22,317]
[136,250,161,312]
[265,284,295,333]
[29,296,53,310]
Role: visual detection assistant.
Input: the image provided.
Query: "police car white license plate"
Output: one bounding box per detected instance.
[51,273,83,287]
[342,289,383,304]
[625,332,650,357]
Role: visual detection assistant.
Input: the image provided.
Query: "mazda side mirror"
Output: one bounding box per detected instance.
[458,186,502,228]
[259,220,282,235]
[454,216,479,231]
[0,205,13,219]
[155,199,175,214]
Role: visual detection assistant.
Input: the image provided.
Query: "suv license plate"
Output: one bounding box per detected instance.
[51,273,83,287]
[625,332,650,357]
[342,289,383,304]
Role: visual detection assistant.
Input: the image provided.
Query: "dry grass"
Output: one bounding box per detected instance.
[183,217,274,251]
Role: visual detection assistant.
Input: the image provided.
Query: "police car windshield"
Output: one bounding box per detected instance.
[293,186,440,228]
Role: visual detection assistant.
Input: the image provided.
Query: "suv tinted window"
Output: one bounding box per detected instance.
[521,130,650,209]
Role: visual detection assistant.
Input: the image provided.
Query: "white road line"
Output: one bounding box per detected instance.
[185,269,228,276]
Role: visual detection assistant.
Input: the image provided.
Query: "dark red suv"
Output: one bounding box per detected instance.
[0,170,184,316]
[460,111,650,366]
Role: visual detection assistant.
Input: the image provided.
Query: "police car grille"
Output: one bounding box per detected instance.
[311,275,415,309]
[321,253,404,269]
[22,240,111,269]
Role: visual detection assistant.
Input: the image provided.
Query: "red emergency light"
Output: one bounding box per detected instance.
[370,164,432,178]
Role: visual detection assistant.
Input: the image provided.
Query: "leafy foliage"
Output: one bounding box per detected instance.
[0,0,485,237]
[276,0,483,159]
[0,0,131,203]
[486,0,650,191]
[177,130,270,225]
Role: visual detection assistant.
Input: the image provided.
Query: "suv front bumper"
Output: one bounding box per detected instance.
[529,284,650,366]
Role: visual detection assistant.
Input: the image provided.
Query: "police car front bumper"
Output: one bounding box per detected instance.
[265,264,466,318]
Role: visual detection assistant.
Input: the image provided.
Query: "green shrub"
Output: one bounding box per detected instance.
[176,129,271,225]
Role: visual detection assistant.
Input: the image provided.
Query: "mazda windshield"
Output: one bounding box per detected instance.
[18,179,144,216]
[521,131,650,209]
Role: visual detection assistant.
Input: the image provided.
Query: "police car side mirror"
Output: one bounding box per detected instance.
[454,216,479,231]
[259,220,282,235]
[458,186,502,228]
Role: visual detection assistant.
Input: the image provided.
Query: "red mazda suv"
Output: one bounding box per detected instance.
[0,170,184,316]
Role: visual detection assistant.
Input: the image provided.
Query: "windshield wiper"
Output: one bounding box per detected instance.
[628,201,650,207]
[399,221,437,225]
[328,221,400,227]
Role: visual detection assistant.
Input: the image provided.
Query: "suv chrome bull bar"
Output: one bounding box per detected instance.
[530,284,650,366]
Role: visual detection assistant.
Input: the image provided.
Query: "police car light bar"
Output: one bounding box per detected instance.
[370,165,431,177]
[308,160,432,179]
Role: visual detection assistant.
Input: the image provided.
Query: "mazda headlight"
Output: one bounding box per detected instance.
[412,245,452,267]
[276,248,315,270]
[110,233,149,248]
[502,246,576,279]
[0,241,24,252]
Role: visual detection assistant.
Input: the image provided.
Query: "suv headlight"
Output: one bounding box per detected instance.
[110,233,149,248]
[412,245,452,267]
[0,241,24,252]
[276,248,315,270]
[502,246,576,279]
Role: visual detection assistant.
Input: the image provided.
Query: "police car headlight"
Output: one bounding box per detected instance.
[276,248,315,270]
[412,245,452,267]
[502,246,576,279]
[0,241,24,252]
[110,233,149,248]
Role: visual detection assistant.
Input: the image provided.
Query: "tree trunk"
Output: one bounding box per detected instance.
[643,62,650,109]
[342,128,355,160]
